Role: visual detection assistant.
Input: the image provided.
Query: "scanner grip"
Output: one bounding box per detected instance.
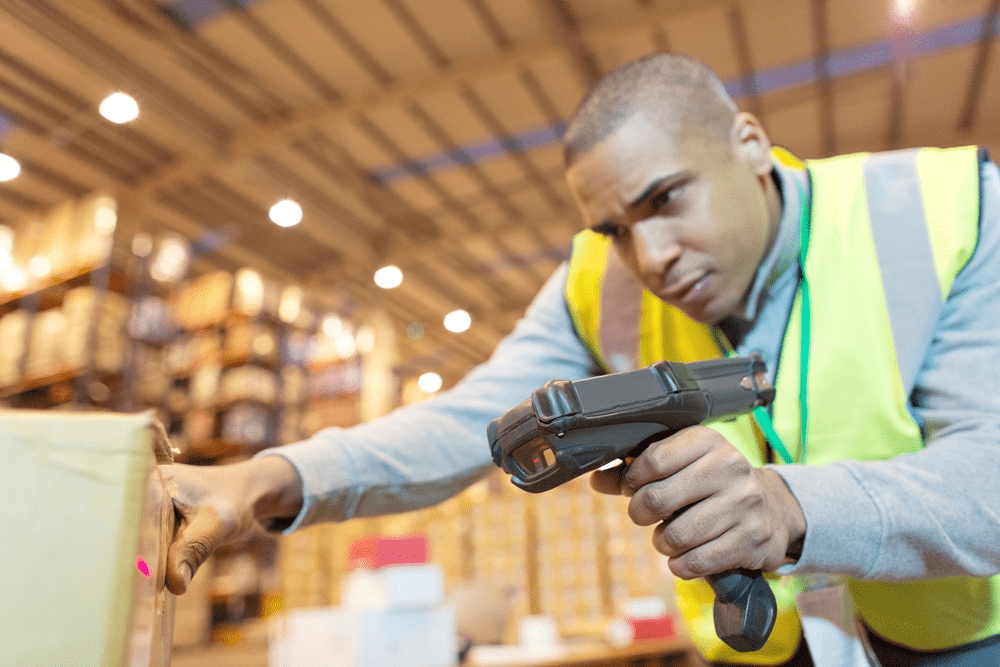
[705,569,777,652]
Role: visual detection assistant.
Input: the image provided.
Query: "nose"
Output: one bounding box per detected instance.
[631,222,680,284]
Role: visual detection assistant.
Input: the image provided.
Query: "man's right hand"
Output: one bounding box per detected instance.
[161,456,303,595]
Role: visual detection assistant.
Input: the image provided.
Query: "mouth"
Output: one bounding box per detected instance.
[662,270,711,303]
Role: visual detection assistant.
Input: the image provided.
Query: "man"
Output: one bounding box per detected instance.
[164,54,1000,666]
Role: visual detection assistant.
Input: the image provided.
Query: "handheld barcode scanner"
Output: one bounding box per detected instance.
[488,354,778,652]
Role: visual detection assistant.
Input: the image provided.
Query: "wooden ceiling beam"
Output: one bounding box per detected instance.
[726,0,764,122]
[216,0,341,103]
[533,0,603,88]
[145,0,718,192]
[100,0,288,123]
[388,204,578,260]
[0,0,230,154]
[811,0,836,157]
[957,0,1000,131]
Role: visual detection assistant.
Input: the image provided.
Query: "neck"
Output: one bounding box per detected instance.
[762,168,784,259]
[730,169,784,321]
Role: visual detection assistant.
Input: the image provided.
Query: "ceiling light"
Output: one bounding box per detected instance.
[131,233,153,257]
[279,286,302,323]
[28,256,51,278]
[355,326,375,354]
[0,225,14,255]
[1,265,27,291]
[321,315,343,338]
[418,372,442,393]
[269,199,302,227]
[892,0,917,23]
[94,200,117,235]
[99,92,139,124]
[443,309,471,333]
[150,237,189,283]
[334,329,356,358]
[374,265,402,289]
[0,153,20,181]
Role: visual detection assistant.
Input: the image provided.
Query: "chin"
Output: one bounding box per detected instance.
[681,298,730,325]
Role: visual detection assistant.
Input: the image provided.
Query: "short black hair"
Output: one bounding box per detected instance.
[562,53,738,166]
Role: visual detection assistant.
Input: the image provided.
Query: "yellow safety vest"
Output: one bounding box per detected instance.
[564,146,997,663]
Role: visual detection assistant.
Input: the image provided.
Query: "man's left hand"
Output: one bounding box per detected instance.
[589,425,806,580]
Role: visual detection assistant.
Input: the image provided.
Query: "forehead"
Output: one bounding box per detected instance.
[565,114,691,209]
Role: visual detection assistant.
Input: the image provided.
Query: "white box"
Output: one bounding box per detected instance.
[270,604,457,667]
[342,564,445,611]
[379,564,445,609]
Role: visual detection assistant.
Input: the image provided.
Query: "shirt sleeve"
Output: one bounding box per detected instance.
[770,160,1000,580]
[252,262,600,534]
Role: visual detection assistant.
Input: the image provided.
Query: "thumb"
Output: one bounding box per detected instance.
[166,505,227,595]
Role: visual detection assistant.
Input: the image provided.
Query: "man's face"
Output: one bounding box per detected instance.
[565,113,777,324]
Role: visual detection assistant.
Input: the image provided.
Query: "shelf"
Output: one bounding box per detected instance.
[0,367,122,399]
[0,265,129,313]
[466,636,696,667]
[175,438,279,465]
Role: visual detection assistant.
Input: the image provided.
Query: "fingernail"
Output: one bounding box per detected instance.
[181,563,192,586]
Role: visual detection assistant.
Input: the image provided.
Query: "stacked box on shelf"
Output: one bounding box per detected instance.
[278,526,330,610]
[0,310,29,387]
[62,286,129,374]
[467,478,531,624]
[223,321,278,366]
[25,307,68,380]
[172,270,232,332]
[36,201,76,279]
[424,495,474,591]
[72,193,117,272]
[597,492,675,603]
[277,331,310,444]
[128,294,178,347]
[533,477,607,635]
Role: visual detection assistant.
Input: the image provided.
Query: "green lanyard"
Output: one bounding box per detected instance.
[715,177,811,465]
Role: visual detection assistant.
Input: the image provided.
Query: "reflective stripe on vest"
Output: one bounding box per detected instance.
[564,146,993,662]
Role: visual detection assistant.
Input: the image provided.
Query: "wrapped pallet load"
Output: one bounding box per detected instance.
[1,410,179,667]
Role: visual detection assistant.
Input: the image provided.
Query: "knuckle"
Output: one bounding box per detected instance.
[657,524,687,554]
[679,552,711,578]
[721,450,752,477]
[639,488,671,519]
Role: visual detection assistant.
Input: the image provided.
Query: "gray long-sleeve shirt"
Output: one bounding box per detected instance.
[255,156,1000,583]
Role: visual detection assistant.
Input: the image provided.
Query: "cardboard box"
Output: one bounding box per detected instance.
[0,410,177,667]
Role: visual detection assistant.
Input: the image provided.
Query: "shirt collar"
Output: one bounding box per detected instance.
[738,157,808,322]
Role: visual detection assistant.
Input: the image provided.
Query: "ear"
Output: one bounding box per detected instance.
[730,112,773,175]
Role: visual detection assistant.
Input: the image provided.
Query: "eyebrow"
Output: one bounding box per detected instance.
[590,170,693,233]
[627,170,693,209]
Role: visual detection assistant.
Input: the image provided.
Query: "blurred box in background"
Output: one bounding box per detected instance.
[269,601,457,667]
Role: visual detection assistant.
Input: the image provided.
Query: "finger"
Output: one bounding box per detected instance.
[589,463,627,495]
[665,526,764,580]
[627,452,723,526]
[622,427,716,495]
[649,496,739,558]
[165,504,228,595]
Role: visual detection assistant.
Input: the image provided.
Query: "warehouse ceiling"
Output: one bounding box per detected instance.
[0,0,998,388]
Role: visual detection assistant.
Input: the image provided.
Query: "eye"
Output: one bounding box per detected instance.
[651,185,683,210]
[592,222,629,241]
